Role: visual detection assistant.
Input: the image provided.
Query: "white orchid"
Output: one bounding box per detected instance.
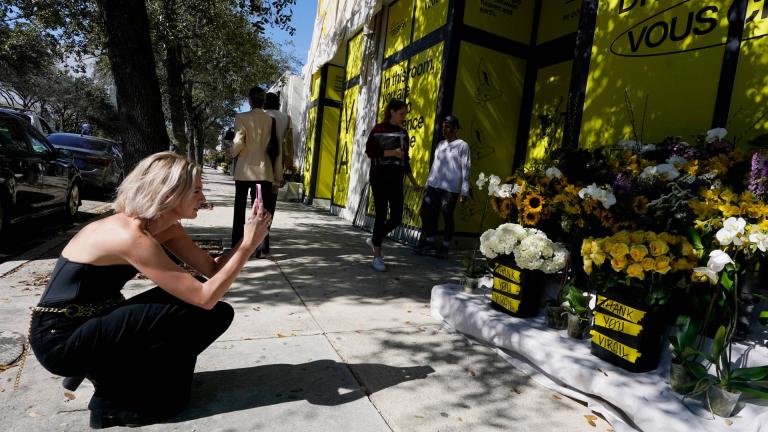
[476,172,487,189]
[640,144,657,153]
[715,217,747,246]
[488,182,499,197]
[640,163,679,181]
[578,183,616,209]
[666,156,687,167]
[545,167,562,179]
[749,228,768,252]
[706,127,727,143]
[693,250,734,284]
[617,139,637,149]
[489,175,501,187]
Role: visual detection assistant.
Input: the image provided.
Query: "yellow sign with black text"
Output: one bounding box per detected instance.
[325,65,345,102]
[591,330,642,363]
[537,0,581,44]
[464,0,535,44]
[413,0,448,42]
[346,31,364,79]
[596,296,647,324]
[493,277,521,296]
[451,41,526,233]
[492,291,521,313]
[386,0,415,58]
[303,106,318,194]
[315,106,341,200]
[332,85,358,207]
[593,311,644,336]
[493,262,521,283]
[580,0,730,148]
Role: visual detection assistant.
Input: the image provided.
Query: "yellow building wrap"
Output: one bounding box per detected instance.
[526,61,573,165]
[332,85,359,207]
[303,106,318,194]
[385,0,414,58]
[326,65,345,102]
[346,31,364,79]
[316,105,341,200]
[537,0,581,44]
[413,0,448,41]
[580,0,730,149]
[463,0,534,44]
[729,0,768,145]
[451,41,526,233]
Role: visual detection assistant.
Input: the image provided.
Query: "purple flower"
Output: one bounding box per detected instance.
[612,172,633,195]
[748,151,768,200]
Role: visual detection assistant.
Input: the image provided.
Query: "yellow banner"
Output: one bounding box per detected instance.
[413,0,448,42]
[596,296,647,324]
[325,65,345,102]
[303,106,318,194]
[464,0,535,44]
[492,291,520,313]
[591,330,642,363]
[729,0,768,145]
[332,85,358,207]
[451,41,525,233]
[493,277,521,296]
[580,0,730,148]
[311,71,322,102]
[385,0,414,58]
[316,106,340,200]
[537,0,581,44]
[525,61,572,165]
[493,262,521,283]
[346,31,364,79]
[593,312,644,336]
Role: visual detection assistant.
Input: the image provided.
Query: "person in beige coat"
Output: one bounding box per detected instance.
[231,86,283,257]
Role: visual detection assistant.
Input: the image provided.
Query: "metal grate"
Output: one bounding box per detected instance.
[352,182,423,247]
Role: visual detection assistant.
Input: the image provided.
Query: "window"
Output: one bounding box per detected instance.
[0,117,28,151]
[27,128,52,154]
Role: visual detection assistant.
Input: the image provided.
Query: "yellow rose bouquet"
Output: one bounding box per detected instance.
[581,230,699,305]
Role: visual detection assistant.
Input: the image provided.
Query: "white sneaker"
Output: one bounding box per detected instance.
[366,237,381,255]
[372,256,387,272]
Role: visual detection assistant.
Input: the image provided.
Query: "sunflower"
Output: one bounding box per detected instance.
[632,196,649,214]
[524,193,545,214]
[522,209,541,226]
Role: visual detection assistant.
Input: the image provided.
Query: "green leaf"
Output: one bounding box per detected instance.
[688,228,704,251]
[731,366,768,381]
[729,383,768,399]
[720,271,734,291]
[712,325,727,362]
[760,310,768,326]
[688,362,711,380]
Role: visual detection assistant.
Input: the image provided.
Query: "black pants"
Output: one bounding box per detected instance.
[419,186,459,243]
[30,288,234,416]
[232,180,276,252]
[371,176,404,248]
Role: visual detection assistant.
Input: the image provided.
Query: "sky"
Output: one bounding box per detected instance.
[239,1,317,112]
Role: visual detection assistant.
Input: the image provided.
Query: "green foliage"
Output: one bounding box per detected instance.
[563,283,590,318]
[669,315,700,364]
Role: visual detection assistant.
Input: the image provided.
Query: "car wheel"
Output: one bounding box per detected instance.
[65,182,80,218]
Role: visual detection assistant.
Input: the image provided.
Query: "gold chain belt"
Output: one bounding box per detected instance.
[14,295,125,390]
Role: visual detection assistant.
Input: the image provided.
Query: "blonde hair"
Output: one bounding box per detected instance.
[113,152,201,220]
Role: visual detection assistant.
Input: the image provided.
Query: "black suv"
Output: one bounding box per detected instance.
[0,111,82,235]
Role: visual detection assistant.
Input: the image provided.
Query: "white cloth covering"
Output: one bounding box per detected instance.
[430,284,768,432]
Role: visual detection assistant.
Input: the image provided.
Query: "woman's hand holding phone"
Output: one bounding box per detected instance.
[244,184,271,250]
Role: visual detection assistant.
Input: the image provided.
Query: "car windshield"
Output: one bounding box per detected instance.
[48,134,108,152]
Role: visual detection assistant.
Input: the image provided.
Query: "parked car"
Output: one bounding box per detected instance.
[0,107,55,135]
[47,133,124,193]
[0,112,81,235]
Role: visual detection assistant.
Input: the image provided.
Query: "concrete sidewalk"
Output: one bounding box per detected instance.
[0,168,610,431]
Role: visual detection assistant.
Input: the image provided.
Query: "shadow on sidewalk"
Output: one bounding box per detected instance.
[168,360,434,422]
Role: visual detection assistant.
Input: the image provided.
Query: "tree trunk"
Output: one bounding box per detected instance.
[96,0,169,170]
[165,41,188,152]
[194,119,205,165]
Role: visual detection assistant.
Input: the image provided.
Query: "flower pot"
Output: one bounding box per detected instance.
[589,292,664,372]
[567,312,590,339]
[546,305,568,330]
[707,386,741,418]
[489,255,543,318]
[669,361,694,394]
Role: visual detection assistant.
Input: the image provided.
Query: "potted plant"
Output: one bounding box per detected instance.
[563,284,591,338]
[479,223,569,317]
[687,325,768,417]
[582,230,699,372]
[668,315,700,394]
[460,255,488,293]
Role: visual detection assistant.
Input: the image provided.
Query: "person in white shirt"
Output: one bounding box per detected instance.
[416,116,470,257]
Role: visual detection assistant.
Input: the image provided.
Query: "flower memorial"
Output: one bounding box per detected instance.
[479,223,568,274]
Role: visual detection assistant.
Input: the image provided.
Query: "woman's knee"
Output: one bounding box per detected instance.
[211,301,234,331]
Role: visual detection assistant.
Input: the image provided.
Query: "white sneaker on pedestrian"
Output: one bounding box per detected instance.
[366,237,381,255]
[372,256,387,272]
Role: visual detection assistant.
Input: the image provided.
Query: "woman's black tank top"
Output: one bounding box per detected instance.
[38,256,138,306]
